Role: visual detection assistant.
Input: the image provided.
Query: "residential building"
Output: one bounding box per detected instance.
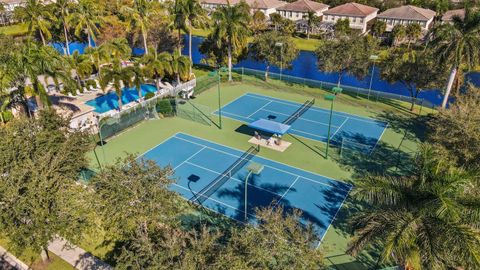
[322,2,378,33]
[441,8,465,23]
[276,0,329,21]
[200,0,286,15]
[377,5,436,31]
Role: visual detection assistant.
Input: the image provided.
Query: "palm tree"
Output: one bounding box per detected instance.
[52,0,73,55]
[141,47,172,92]
[348,144,480,269]
[17,42,72,108]
[69,0,102,48]
[69,50,93,91]
[100,59,134,111]
[171,51,191,83]
[121,0,158,55]
[128,61,145,101]
[391,24,406,47]
[98,38,132,63]
[429,8,480,108]
[303,11,319,40]
[210,1,251,81]
[174,0,208,73]
[14,0,52,46]
[405,23,421,48]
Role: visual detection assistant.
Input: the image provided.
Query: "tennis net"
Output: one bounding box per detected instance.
[191,146,259,205]
[283,98,315,125]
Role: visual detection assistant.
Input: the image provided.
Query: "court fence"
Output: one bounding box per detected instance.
[232,67,437,114]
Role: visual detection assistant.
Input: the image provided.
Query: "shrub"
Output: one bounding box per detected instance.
[1,110,13,123]
[144,92,155,100]
[156,99,173,116]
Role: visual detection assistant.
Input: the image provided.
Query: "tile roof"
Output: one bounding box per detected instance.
[442,9,465,21]
[377,5,436,21]
[277,0,329,13]
[323,2,378,17]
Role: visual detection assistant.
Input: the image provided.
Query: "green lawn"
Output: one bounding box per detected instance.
[84,73,426,269]
[0,237,74,270]
[191,28,323,52]
[0,23,28,36]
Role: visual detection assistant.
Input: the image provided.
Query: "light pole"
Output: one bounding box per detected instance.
[368,55,378,100]
[244,162,264,222]
[275,42,283,81]
[325,87,342,159]
[209,67,227,129]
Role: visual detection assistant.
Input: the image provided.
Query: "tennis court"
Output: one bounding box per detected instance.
[141,133,352,244]
[217,93,388,152]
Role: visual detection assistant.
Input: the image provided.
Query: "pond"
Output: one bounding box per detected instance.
[53,36,480,107]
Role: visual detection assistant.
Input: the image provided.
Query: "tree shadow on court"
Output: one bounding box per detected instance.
[375,110,431,144]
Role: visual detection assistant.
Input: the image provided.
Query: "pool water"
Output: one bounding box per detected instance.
[85,84,157,113]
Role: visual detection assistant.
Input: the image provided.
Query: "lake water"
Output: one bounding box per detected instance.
[53,36,480,106]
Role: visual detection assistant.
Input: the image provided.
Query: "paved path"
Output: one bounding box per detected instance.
[0,245,29,270]
[48,238,112,270]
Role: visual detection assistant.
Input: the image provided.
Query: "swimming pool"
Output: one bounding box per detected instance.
[85,84,157,113]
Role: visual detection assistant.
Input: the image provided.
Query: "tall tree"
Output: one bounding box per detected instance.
[251,10,267,35]
[348,144,480,269]
[380,48,444,111]
[52,0,73,55]
[210,1,251,81]
[0,110,92,261]
[128,60,145,101]
[428,86,480,169]
[90,154,180,239]
[371,20,386,37]
[141,47,173,91]
[249,32,299,80]
[429,7,480,108]
[174,0,208,74]
[98,37,132,63]
[121,0,158,55]
[171,51,191,82]
[316,36,376,86]
[100,58,134,110]
[391,24,406,46]
[69,0,102,47]
[14,0,52,46]
[69,50,93,91]
[334,18,350,37]
[405,23,422,48]
[304,11,320,39]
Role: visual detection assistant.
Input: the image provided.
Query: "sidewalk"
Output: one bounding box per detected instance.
[48,238,112,270]
[0,245,29,270]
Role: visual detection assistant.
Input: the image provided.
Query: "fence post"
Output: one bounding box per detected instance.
[419,99,424,115]
[241,67,244,81]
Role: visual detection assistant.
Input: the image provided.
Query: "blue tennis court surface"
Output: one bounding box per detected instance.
[217,93,388,152]
[141,133,352,244]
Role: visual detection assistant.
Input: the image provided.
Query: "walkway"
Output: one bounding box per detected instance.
[0,245,29,270]
[48,238,112,270]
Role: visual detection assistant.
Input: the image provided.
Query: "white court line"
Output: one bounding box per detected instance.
[329,117,349,139]
[273,176,300,208]
[172,183,256,221]
[173,146,207,170]
[247,100,273,118]
[317,186,353,249]
[245,93,387,125]
[369,122,389,155]
[173,134,346,190]
[183,161,286,198]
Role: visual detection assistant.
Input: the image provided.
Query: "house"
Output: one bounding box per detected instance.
[322,2,378,33]
[200,0,287,15]
[0,0,24,12]
[377,5,436,32]
[276,0,329,21]
[441,9,465,23]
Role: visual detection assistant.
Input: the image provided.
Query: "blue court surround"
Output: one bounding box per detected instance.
[141,133,352,246]
[216,93,388,153]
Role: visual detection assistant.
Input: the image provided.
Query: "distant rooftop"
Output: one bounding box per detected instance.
[442,9,465,21]
[323,2,378,17]
[200,0,286,9]
[277,0,329,13]
[378,5,436,21]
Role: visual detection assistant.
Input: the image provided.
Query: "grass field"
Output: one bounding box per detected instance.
[0,23,28,36]
[0,237,74,270]
[84,73,426,269]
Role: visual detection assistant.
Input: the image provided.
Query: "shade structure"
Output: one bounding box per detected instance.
[248,119,291,135]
